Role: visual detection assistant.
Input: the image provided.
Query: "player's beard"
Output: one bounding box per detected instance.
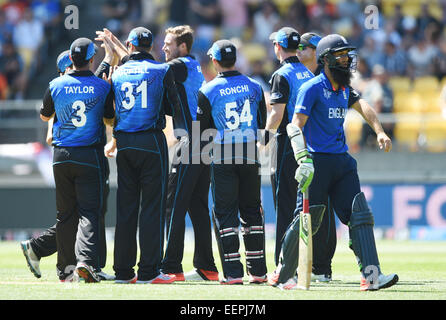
[166,47,181,62]
[329,66,352,87]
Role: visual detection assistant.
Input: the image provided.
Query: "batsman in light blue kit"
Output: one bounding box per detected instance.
[282,34,399,290]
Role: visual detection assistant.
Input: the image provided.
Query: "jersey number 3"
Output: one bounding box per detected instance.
[225,99,253,130]
[72,100,87,127]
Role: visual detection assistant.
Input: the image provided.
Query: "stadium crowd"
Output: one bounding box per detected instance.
[1,0,446,150]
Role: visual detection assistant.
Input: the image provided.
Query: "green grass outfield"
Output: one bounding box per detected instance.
[0,240,445,300]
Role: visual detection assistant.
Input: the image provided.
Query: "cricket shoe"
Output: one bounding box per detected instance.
[277,277,298,290]
[115,275,137,284]
[311,273,332,283]
[97,270,116,281]
[220,276,243,285]
[249,274,268,284]
[184,268,219,281]
[75,262,101,283]
[360,273,399,291]
[60,272,79,283]
[168,273,185,281]
[136,273,176,284]
[267,270,279,286]
[20,240,41,278]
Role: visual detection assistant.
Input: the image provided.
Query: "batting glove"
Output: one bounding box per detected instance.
[295,157,314,193]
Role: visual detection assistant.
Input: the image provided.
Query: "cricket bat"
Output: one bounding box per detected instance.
[297,189,312,290]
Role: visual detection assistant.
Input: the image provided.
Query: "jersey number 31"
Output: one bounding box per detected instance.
[225,99,253,130]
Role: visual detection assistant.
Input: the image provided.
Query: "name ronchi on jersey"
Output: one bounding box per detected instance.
[219,85,249,96]
[64,86,95,94]
[328,107,347,119]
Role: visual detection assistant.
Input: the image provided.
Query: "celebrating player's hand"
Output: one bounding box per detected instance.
[295,157,314,193]
[377,132,392,152]
[104,138,117,158]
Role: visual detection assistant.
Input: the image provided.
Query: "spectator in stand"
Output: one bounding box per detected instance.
[348,20,365,50]
[337,0,361,22]
[218,0,252,39]
[252,1,280,45]
[102,0,140,37]
[383,41,407,76]
[360,64,394,149]
[416,3,439,40]
[359,36,385,71]
[30,0,62,50]
[389,4,406,37]
[0,41,25,99]
[166,0,190,27]
[1,0,27,26]
[189,0,220,54]
[306,0,338,31]
[0,10,15,51]
[407,35,439,78]
[432,37,446,81]
[12,8,44,73]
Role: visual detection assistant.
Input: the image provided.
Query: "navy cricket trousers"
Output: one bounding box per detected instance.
[295,152,362,227]
[113,130,169,281]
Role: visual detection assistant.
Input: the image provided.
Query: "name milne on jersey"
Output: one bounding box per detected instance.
[219,84,249,96]
[64,86,95,94]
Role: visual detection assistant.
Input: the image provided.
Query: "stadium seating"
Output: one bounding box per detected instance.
[389,77,411,92]
[413,76,439,93]
[393,91,424,113]
[424,119,446,152]
[394,116,422,151]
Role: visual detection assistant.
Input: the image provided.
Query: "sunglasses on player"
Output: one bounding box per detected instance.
[298,44,315,51]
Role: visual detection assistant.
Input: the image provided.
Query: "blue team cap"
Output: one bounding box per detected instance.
[269,27,300,49]
[207,39,237,61]
[127,27,153,48]
[70,37,97,65]
[300,32,322,49]
[56,50,72,73]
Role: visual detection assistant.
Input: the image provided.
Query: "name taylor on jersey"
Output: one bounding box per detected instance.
[64,86,95,94]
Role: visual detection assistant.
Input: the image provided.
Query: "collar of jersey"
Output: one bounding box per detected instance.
[217,70,241,78]
[281,56,300,65]
[320,69,345,92]
[128,51,155,61]
[65,70,94,77]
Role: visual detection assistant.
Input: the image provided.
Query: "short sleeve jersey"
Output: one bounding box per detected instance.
[112,55,170,132]
[47,72,112,147]
[269,56,313,132]
[199,71,264,144]
[294,70,360,153]
[177,56,206,121]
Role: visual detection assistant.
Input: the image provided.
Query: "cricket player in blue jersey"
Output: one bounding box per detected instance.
[264,27,314,268]
[40,38,115,282]
[104,27,180,284]
[197,39,268,285]
[296,32,337,283]
[284,34,398,290]
[160,25,219,282]
[21,44,117,281]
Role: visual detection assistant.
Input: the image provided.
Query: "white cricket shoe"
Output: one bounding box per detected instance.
[360,273,399,291]
[20,240,41,278]
[97,270,116,281]
[311,273,332,282]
